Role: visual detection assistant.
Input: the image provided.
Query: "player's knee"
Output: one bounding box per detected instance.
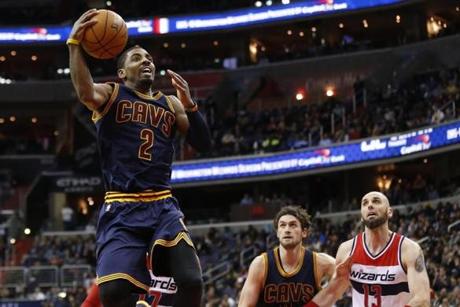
[99,280,134,305]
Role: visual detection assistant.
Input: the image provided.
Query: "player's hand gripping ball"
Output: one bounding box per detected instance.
[81,9,128,59]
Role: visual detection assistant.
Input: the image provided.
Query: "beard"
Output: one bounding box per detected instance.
[137,77,153,89]
[362,214,388,229]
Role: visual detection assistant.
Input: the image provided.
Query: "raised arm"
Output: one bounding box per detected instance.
[238,254,267,307]
[402,239,430,307]
[67,9,113,111]
[305,240,353,307]
[166,69,211,152]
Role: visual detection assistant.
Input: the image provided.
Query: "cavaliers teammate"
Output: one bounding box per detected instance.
[239,206,352,307]
[68,10,210,307]
[330,191,430,306]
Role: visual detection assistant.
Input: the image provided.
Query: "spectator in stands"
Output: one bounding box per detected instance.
[431,105,445,124]
[61,205,75,231]
[239,193,254,206]
[412,174,427,202]
[28,287,46,301]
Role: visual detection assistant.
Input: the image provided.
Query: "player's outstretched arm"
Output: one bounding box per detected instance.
[167,69,211,152]
[67,9,113,111]
[238,255,267,307]
[402,239,430,307]
[305,240,353,307]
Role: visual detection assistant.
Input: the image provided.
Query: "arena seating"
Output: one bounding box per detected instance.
[1,195,459,306]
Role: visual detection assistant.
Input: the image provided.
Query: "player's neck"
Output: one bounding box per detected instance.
[364,226,392,254]
[134,86,153,96]
[125,81,153,96]
[279,244,303,267]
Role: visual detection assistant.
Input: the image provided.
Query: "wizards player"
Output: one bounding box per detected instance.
[68,9,210,307]
[332,191,430,307]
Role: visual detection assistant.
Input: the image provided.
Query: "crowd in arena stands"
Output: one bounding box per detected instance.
[237,175,460,213]
[0,137,54,156]
[2,198,459,306]
[191,67,460,159]
[21,235,96,267]
[0,172,15,206]
[0,281,91,307]
[1,67,458,159]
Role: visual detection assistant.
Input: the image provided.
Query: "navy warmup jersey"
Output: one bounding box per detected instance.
[258,247,321,307]
[92,83,176,192]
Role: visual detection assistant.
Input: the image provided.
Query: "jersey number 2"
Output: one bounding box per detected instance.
[139,129,154,161]
[363,284,382,307]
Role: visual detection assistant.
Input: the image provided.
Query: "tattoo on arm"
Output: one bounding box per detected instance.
[415,251,425,272]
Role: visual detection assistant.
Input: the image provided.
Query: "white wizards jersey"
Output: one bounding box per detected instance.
[349,232,410,307]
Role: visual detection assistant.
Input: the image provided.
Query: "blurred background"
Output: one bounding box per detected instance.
[0,0,459,306]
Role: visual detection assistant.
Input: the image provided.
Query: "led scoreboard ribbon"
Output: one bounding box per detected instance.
[170,120,460,185]
[0,0,405,43]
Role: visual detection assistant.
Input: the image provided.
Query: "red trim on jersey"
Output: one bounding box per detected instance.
[351,232,404,266]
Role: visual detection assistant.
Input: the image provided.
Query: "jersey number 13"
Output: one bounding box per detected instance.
[363,284,382,307]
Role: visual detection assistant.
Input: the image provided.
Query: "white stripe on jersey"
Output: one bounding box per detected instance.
[350,263,407,285]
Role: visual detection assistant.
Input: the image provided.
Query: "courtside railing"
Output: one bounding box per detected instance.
[0,265,91,288]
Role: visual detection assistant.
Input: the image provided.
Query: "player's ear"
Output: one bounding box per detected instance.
[302,228,308,239]
[118,68,126,79]
[388,207,393,218]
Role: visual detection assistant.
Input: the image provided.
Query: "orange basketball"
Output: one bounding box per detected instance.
[81,9,128,59]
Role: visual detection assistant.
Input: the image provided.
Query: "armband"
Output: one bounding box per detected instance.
[66,38,80,46]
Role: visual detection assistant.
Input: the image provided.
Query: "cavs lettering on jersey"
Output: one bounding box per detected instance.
[350,232,410,307]
[258,247,320,307]
[92,83,176,192]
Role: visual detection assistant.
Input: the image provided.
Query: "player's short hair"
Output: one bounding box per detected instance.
[273,206,311,231]
[116,45,142,70]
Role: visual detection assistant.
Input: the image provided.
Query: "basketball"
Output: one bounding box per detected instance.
[81,9,128,59]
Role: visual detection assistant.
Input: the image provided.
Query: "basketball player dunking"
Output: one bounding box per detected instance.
[331,191,430,307]
[239,206,353,307]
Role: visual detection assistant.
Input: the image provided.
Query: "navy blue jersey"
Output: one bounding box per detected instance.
[92,83,176,192]
[257,247,320,307]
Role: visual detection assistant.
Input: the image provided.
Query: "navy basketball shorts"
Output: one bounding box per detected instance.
[95,190,194,292]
